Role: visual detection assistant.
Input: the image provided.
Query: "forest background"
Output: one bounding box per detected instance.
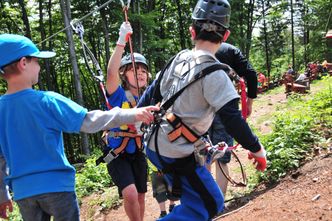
[0,0,331,163]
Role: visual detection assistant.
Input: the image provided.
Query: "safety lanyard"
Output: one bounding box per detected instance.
[216,70,248,187]
[70,21,112,110]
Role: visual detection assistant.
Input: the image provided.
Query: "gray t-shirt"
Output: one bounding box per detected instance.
[148,49,239,158]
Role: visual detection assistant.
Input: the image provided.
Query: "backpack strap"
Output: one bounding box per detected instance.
[125,90,137,107]
[160,63,230,113]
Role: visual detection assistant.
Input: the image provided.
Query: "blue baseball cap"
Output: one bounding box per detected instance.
[0,34,56,74]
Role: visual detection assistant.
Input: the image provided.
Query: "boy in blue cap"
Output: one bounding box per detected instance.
[0,34,158,221]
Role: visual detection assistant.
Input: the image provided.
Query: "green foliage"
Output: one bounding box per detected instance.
[8,202,23,221]
[75,156,113,199]
[259,77,332,183]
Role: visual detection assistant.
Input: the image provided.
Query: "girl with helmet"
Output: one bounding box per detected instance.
[104,22,150,221]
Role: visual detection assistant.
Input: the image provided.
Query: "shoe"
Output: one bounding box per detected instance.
[169,204,175,213]
[159,211,167,218]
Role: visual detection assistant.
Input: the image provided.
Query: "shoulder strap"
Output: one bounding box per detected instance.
[151,54,221,106]
[125,90,137,107]
[150,55,176,105]
[160,63,230,113]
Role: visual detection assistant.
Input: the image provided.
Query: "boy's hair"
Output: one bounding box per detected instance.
[192,20,226,43]
[1,57,33,77]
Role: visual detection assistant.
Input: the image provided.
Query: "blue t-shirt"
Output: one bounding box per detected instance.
[0,89,87,200]
[107,86,138,154]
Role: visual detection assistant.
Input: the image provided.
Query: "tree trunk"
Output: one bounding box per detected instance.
[290,0,295,71]
[262,1,270,78]
[137,0,143,53]
[245,0,255,57]
[59,0,90,156]
[18,0,31,38]
[98,0,111,67]
[47,0,59,92]
[175,0,186,50]
[38,0,52,91]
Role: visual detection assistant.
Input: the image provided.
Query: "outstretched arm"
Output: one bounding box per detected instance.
[80,105,159,133]
[217,98,266,171]
[106,22,132,95]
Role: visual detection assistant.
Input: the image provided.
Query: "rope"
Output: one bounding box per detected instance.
[71,21,112,110]
[212,202,251,220]
[215,75,248,186]
[120,0,140,99]
[37,0,115,46]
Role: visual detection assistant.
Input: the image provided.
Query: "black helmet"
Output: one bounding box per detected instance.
[192,0,231,29]
[120,52,148,71]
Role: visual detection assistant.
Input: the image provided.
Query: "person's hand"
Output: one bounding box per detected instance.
[248,146,267,171]
[117,22,133,46]
[0,200,13,219]
[246,98,253,117]
[134,105,160,125]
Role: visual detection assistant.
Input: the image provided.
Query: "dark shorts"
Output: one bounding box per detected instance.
[208,115,234,164]
[107,151,148,193]
[151,171,179,203]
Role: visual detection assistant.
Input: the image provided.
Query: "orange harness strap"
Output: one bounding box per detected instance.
[102,131,143,152]
[166,113,200,143]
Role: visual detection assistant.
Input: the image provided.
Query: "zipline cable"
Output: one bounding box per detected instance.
[37,0,115,46]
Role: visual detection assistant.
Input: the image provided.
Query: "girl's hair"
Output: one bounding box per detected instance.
[119,63,149,94]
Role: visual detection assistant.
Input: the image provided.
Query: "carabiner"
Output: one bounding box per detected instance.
[70,19,84,39]
[120,0,131,9]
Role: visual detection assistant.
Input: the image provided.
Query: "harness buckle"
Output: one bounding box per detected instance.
[153,108,165,124]
[103,150,119,164]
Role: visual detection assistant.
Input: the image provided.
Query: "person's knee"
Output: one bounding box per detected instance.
[137,193,145,203]
[122,184,138,203]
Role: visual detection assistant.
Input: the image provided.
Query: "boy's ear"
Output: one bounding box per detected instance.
[189,26,196,40]
[17,57,27,71]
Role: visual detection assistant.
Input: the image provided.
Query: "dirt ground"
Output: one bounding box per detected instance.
[80,84,332,221]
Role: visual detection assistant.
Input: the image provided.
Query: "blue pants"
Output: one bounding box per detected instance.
[147,148,224,221]
[16,191,79,221]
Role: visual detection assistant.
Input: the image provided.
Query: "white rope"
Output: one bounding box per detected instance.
[37,0,116,45]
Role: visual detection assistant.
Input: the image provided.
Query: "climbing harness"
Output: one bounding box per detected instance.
[70,19,140,165]
[146,54,249,193]
[145,55,232,199]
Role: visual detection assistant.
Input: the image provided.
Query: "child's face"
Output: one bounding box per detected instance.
[125,64,148,88]
[25,57,40,85]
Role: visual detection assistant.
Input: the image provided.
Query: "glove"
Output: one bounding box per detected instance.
[248,146,267,171]
[117,22,133,46]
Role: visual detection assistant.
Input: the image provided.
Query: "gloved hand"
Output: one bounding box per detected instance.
[248,145,267,171]
[117,22,133,46]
